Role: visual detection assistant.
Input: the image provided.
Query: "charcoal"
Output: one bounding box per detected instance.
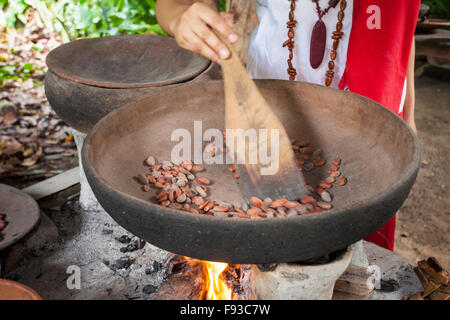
[115,235,131,244]
[112,256,134,270]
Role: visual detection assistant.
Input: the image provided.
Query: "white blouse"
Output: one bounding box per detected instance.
[247,0,354,88]
[247,0,407,114]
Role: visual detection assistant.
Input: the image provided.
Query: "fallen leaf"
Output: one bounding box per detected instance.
[65,134,73,143]
[23,148,34,157]
[3,111,17,125]
[3,138,24,156]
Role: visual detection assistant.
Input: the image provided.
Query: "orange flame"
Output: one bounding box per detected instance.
[202,261,232,300]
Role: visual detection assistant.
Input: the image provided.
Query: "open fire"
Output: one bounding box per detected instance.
[201,261,232,300]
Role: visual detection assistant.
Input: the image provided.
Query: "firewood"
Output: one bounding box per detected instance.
[414,266,441,298]
[429,290,450,300]
[332,265,374,300]
[408,292,424,300]
[428,284,450,300]
[417,258,449,286]
[151,258,204,300]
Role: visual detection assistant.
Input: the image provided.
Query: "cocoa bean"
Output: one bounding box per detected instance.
[317,202,332,210]
[287,208,298,217]
[270,198,287,208]
[320,191,332,203]
[332,158,341,166]
[300,196,316,204]
[192,165,204,172]
[137,173,149,185]
[145,156,156,166]
[195,186,207,197]
[337,176,347,186]
[197,177,211,185]
[284,201,300,208]
[176,193,187,203]
[250,196,262,208]
[325,176,336,184]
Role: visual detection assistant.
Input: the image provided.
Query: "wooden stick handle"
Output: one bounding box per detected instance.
[226,0,258,65]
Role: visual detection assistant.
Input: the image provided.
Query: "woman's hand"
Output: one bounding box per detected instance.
[170,2,238,63]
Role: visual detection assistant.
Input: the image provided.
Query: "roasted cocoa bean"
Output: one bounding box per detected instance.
[337,176,347,186]
[137,173,149,185]
[270,198,287,208]
[250,196,262,208]
[300,196,316,204]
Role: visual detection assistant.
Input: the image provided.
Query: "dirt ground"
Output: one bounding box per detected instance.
[395,65,450,270]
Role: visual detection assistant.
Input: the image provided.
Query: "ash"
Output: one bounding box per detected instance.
[4,197,172,300]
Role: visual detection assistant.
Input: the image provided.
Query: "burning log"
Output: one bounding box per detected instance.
[151,255,251,300]
[151,256,204,300]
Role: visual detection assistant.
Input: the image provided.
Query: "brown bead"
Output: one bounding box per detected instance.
[291,1,296,11]
[287,20,297,27]
[328,60,335,69]
[333,31,344,36]
[332,35,342,40]
[330,50,337,60]
[289,75,296,81]
[326,70,334,77]
[340,0,347,11]
[338,10,345,22]
[289,51,293,59]
[283,39,292,47]
[288,59,293,69]
[336,22,343,32]
[325,77,332,87]
[289,11,294,21]
[288,28,294,38]
[329,0,340,8]
[333,40,339,50]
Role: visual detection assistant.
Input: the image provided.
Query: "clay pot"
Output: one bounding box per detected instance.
[45,34,219,133]
[0,279,43,300]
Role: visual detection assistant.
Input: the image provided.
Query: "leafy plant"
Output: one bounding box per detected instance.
[0,61,41,87]
[423,0,450,20]
[1,0,167,42]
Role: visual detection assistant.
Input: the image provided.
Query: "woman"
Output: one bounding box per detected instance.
[156,0,420,251]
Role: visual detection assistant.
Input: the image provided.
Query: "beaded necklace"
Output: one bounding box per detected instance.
[283,0,347,86]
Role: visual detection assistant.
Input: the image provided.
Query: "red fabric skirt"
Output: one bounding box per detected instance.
[338,0,420,251]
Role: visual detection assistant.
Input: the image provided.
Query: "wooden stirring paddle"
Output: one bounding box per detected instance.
[219,1,308,201]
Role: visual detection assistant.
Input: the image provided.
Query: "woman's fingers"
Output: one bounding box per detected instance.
[193,22,230,60]
[172,2,238,62]
[183,30,220,63]
[197,4,238,43]
[219,12,234,27]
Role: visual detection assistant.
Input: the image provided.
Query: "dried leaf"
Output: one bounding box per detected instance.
[23,148,34,157]
[3,111,17,125]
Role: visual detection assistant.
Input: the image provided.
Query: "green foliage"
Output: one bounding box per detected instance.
[0,61,42,87]
[1,0,167,42]
[423,0,450,20]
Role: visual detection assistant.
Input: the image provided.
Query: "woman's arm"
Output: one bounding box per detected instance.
[156,0,238,63]
[403,40,417,134]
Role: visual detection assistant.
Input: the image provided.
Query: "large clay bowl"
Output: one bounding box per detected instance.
[45,34,218,133]
[82,80,420,264]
